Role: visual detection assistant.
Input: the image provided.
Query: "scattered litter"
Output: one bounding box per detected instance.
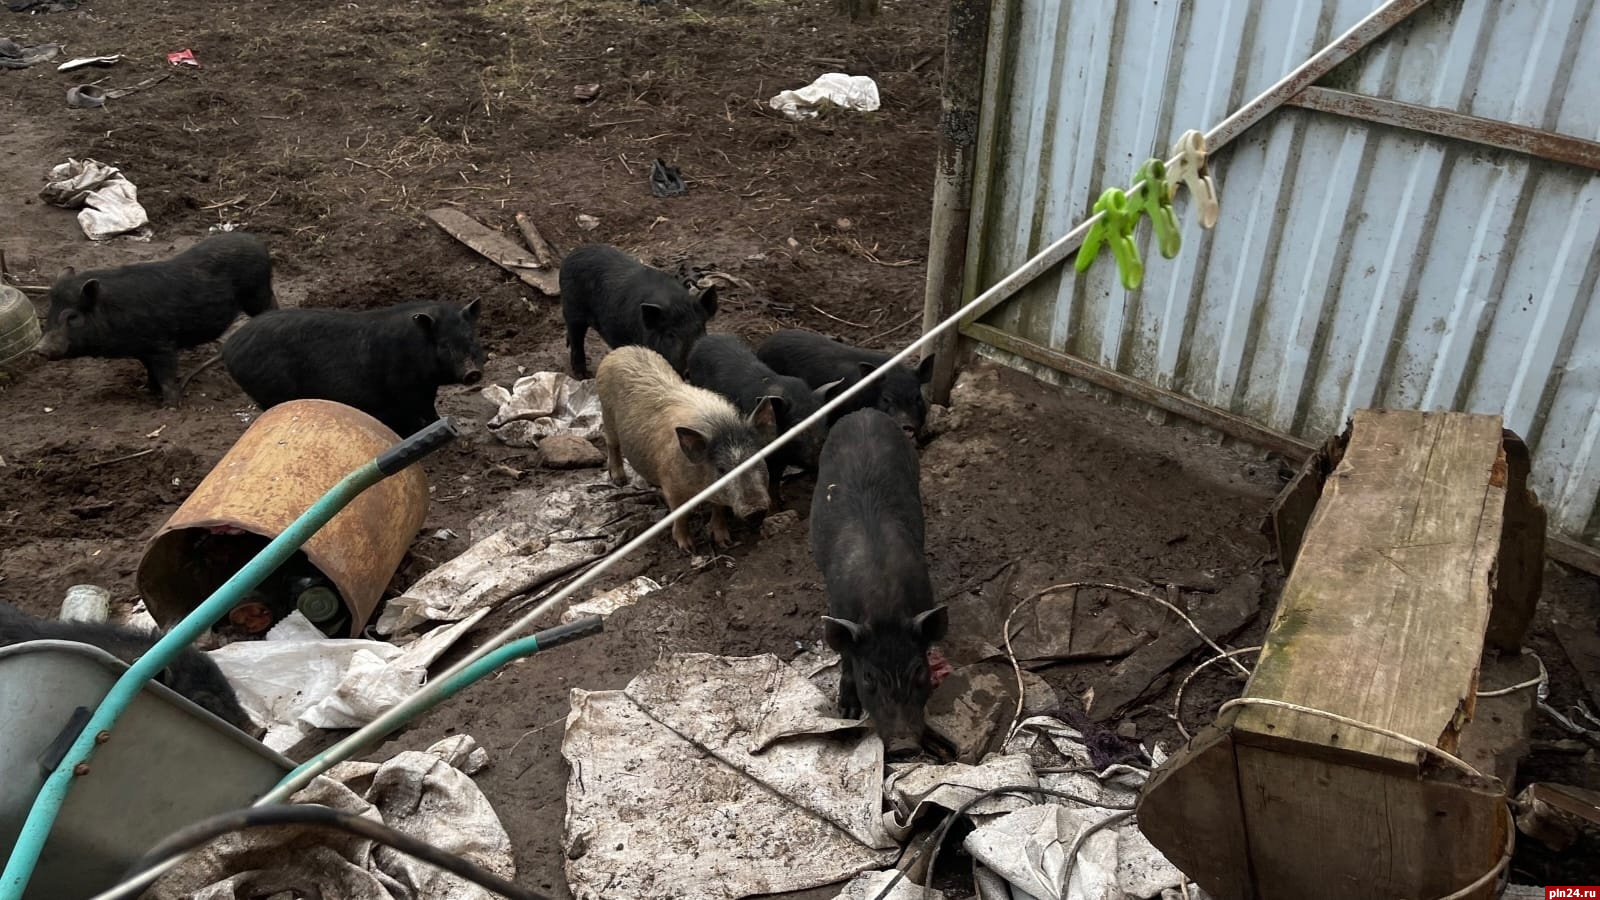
[39,158,152,241]
[833,870,947,900]
[57,53,120,72]
[6,0,77,12]
[59,584,111,623]
[0,38,59,69]
[208,609,488,752]
[481,370,603,448]
[563,653,898,900]
[572,82,601,102]
[576,213,600,230]
[375,478,657,640]
[166,48,198,68]
[882,755,1037,841]
[649,158,687,197]
[148,735,514,900]
[768,73,881,121]
[66,73,171,109]
[561,575,661,624]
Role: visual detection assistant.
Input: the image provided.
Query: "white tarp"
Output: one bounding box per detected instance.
[481,371,603,448]
[768,73,881,121]
[563,653,899,900]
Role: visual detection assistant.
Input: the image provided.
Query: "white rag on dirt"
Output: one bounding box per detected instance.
[563,653,900,900]
[768,73,880,121]
[146,735,513,900]
[39,158,151,240]
[208,610,487,753]
[374,475,659,639]
[481,371,603,448]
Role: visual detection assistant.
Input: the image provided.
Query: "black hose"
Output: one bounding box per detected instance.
[109,803,549,900]
[868,784,1138,900]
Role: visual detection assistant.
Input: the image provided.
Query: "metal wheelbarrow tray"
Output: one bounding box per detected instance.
[0,639,291,900]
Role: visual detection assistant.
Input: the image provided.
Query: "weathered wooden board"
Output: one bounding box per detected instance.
[1236,409,1507,765]
[1136,727,1255,900]
[427,207,560,296]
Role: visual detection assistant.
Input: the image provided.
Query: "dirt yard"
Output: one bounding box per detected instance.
[2,0,1597,895]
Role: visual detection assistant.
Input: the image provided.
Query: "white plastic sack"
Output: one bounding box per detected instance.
[39,158,151,240]
[208,612,434,752]
[148,736,514,900]
[561,575,661,624]
[769,73,881,121]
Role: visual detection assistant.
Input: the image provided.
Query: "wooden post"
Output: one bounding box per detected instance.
[919,0,988,405]
[1140,410,1539,900]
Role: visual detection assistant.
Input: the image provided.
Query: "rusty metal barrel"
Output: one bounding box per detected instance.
[136,400,431,638]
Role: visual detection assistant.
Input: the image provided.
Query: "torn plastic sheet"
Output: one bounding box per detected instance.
[953,717,1185,900]
[147,735,513,900]
[376,478,657,639]
[481,371,603,448]
[209,610,488,753]
[39,158,152,241]
[882,755,1036,841]
[768,73,881,121]
[563,653,899,900]
[561,575,661,624]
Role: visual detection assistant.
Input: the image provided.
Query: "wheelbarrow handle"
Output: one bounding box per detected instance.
[377,417,460,476]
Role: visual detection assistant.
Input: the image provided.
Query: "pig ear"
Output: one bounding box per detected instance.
[675,426,710,464]
[911,605,949,643]
[462,298,481,321]
[58,265,76,280]
[917,354,936,384]
[857,361,876,379]
[815,378,845,399]
[640,303,665,329]
[697,286,718,319]
[412,311,437,333]
[750,394,781,433]
[821,615,864,652]
[77,279,100,310]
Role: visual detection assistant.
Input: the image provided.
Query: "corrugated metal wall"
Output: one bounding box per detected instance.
[964,0,1600,544]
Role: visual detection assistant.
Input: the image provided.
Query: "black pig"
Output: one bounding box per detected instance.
[756,329,934,440]
[559,243,717,378]
[810,408,947,756]
[222,299,485,437]
[36,232,277,407]
[0,602,256,735]
[686,333,829,508]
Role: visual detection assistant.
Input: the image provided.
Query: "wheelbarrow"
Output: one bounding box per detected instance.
[0,415,603,899]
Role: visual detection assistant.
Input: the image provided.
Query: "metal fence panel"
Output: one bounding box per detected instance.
[966,0,1600,543]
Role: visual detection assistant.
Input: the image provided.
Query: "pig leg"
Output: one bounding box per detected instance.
[566,319,590,378]
[602,417,628,486]
[766,459,785,511]
[143,352,183,408]
[838,655,862,719]
[661,485,699,553]
[710,504,735,549]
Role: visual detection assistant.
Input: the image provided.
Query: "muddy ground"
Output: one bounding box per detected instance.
[2,0,1598,895]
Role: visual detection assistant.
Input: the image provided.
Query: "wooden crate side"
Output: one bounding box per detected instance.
[1136,727,1255,900]
[1236,743,1509,900]
[1237,409,1506,765]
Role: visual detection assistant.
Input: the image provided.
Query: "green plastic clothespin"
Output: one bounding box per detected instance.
[1128,158,1182,259]
[1076,187,1143,290]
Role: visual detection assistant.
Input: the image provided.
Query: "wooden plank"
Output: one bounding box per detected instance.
[1286,86,1600,172]
[1136,728,1256,900]
[514,212,561,270]
[1235,409,1506,765]
[1085,575,1261,722]
[1234,744,1508,899]
[1266,431,1349,575]
[426,207,560,296]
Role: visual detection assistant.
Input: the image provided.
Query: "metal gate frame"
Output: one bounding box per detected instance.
[930,0,1600,573]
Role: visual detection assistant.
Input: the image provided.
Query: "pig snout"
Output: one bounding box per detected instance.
[461,367,483,385]
[33,331,68,361]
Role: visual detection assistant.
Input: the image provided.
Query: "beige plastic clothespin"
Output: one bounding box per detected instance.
[1166,130,1220,229]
